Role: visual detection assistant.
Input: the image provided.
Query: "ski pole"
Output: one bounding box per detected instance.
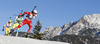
[33,6,37,10]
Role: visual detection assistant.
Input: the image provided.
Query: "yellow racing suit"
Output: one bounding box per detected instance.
[3,23,13,36]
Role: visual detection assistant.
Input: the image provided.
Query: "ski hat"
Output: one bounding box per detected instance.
[9,20,12,22]
[19,13,23,17]
[19,13,22,15]
[32,10,37,14]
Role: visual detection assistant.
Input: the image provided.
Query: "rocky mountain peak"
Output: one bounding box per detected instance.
[42,14,100,39]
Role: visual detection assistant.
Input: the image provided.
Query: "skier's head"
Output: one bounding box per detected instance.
[14,21,17,24]
[18,13,22,18]
[31,10,37,16]
[19,13,22,15]
[8,20,12,23]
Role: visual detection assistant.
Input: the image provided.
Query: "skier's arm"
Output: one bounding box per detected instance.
[15,16,18,20]
[2,26,5,31]
[22,18,23,21]
[2,23,6,31]
[3,25,5,29]
[21,18,24,22]
[11,23,13,29]
[33,14,37,19]
[3,23,6,29]
[22,11,31,16]
[13,24,15,29]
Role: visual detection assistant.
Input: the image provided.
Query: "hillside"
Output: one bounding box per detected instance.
[0,35,69,44]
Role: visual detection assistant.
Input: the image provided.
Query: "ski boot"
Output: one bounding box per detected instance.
[25,33,29,38]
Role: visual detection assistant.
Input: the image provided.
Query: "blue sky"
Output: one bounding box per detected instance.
[0,0,100,35]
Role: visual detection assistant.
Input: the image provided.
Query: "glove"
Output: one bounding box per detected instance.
[25,33,29,38]
[2,29,4,31]
[21,15,24,17]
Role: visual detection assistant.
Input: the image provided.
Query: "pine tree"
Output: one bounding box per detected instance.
[33,20,44,39]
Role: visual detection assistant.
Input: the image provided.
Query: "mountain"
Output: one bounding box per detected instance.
[41,26,62,39]
[64,14,100,35]
[0,35,69,44]
[50,34,100,44]
[41,14,100,39]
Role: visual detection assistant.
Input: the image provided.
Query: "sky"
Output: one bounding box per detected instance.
[0,0,100,35]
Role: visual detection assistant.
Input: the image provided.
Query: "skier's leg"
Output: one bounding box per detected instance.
[5,28,8,36]
[10,19,27,34]
[8,29,10,36]
[25,21,32,38]
[14,19,27,30]
[16,29,19,37]
[27,21,32,34]
[6,28,10,36]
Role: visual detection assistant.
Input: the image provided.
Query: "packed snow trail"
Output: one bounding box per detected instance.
[0,35,69,44]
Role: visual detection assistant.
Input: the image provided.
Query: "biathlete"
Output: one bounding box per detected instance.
[10,10,37,37]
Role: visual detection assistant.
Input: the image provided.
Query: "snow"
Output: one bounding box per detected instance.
[0,35,69,44]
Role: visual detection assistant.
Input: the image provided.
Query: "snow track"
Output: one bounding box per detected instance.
[0,35,69,44]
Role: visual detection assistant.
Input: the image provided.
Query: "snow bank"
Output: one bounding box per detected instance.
[0,35,69,44]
